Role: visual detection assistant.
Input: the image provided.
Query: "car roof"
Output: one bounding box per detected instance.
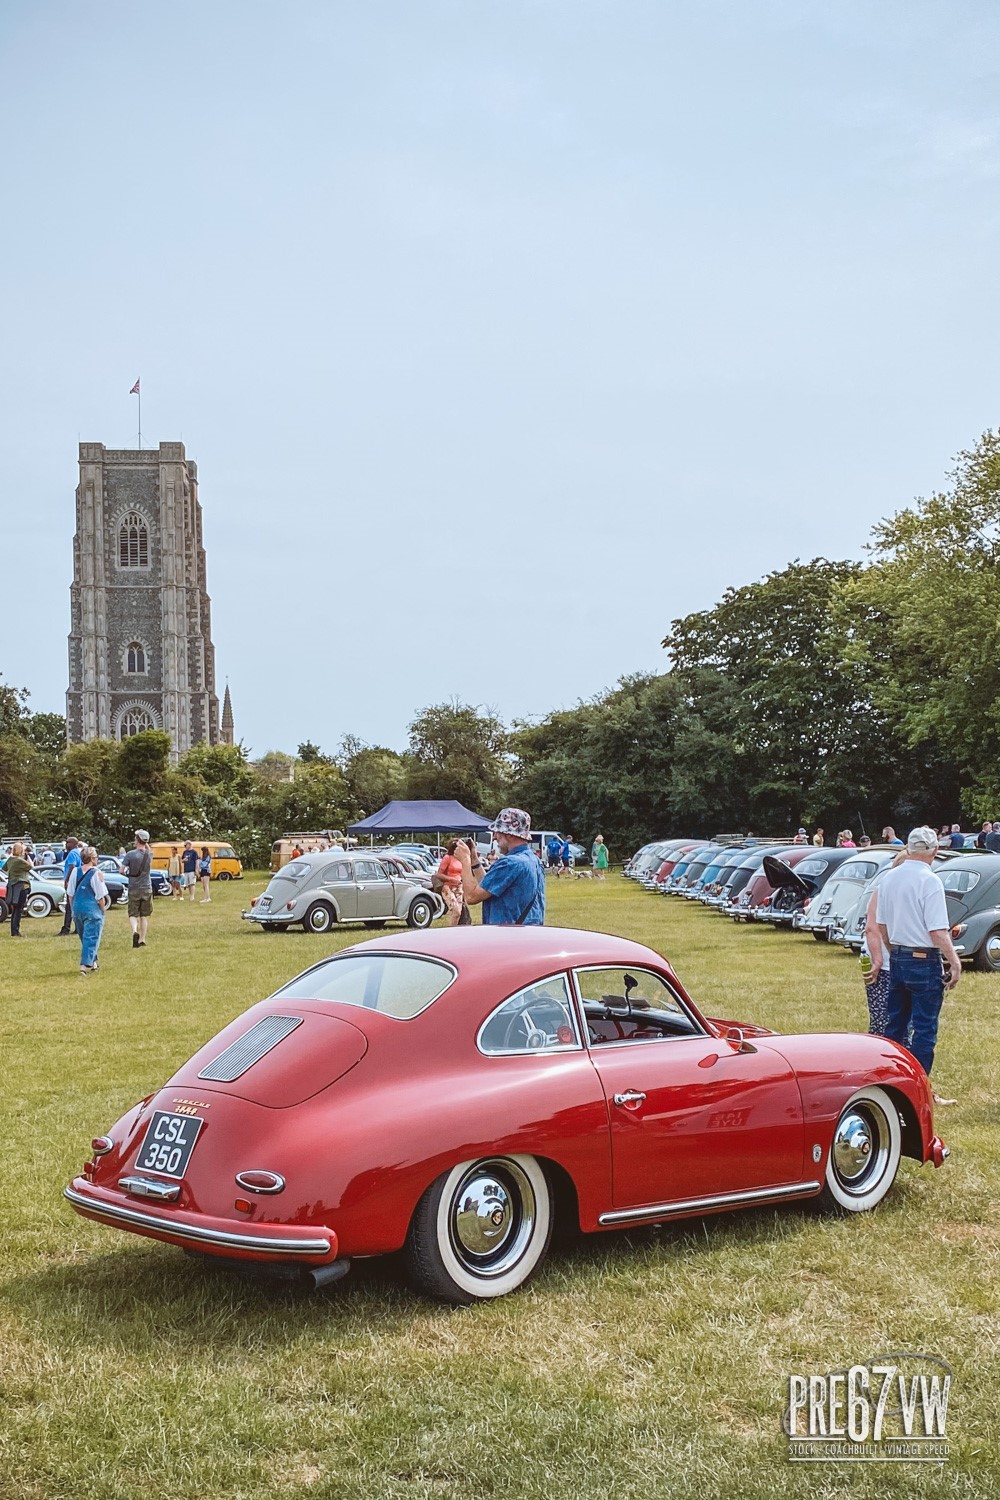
[338,924,675,974]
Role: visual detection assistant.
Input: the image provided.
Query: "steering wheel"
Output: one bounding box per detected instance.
[502,1006,551,1050]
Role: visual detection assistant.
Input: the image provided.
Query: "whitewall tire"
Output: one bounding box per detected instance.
[818,1086,901,1213]
[406,1154,553,1304]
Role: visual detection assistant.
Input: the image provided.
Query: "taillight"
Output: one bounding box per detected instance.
[91,1136,114,1156]
[235,1170,285,1194]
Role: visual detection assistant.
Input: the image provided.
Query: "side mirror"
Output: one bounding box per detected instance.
[726,1026,755,1055]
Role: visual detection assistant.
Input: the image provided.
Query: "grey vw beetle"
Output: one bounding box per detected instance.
[242,851,445,934]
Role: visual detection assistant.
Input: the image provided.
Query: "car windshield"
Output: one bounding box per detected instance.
[274,953,456,1018]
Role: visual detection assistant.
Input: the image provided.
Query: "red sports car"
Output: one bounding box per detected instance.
[65,927,949,1304]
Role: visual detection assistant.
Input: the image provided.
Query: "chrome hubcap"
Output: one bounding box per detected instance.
[449,1160,535,1278]
[986,934,1000,965]
[832,1105,888,1193]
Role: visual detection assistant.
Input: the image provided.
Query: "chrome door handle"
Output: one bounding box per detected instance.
[613,1090,646,1108]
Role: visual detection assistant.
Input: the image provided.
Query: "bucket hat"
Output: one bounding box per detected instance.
[488,808,532,841]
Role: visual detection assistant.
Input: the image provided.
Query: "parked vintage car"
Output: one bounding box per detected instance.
[728,846,810,920]
[709,845,799,911]
[0,861,68,921]
[753,848,859,927]
[938,853,1000,971]
[625,840,683,882]
[242,850,444,933]
[794,850,899,941]
[65,925,949,1304]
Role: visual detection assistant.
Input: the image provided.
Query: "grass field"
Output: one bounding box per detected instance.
[2,875,997,1500]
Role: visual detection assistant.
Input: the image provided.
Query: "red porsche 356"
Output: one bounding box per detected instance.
[66,926,948,1304]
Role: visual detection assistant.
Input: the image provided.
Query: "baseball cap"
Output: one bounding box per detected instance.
[134,828,151,843]
[488,807,532,841]
[907,825,938,852]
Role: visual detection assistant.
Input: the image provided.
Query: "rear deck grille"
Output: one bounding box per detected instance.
[198,1015,302,1081]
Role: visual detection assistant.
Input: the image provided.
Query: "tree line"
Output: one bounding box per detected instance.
[3,429,999,862]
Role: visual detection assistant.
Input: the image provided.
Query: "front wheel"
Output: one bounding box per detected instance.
[303,902,336,934]
[407,897,433,929]
[405,1154,553,1304]
[26,893,54,919]
[217,871,232,882]
[817,1086,901,1214]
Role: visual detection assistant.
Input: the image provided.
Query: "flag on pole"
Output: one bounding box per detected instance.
[130,378,140,395]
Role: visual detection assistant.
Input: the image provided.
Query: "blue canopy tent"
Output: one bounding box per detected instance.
[348,800,492,844]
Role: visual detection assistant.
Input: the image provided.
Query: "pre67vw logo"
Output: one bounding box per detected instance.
[784,1352,952,1462]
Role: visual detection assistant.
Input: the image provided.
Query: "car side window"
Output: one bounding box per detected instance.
[323,862,351,885]
[354,861,374,879]
[574,967,701,1044]
[478,975,581,1055]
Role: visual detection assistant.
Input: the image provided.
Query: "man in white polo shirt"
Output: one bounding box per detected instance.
[876,826,960,1094]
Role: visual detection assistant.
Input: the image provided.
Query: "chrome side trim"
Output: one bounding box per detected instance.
[598,1180,822,1226]
[64,1186,331,1256]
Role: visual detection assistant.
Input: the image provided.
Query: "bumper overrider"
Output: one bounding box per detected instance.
[65,1178,342,1271]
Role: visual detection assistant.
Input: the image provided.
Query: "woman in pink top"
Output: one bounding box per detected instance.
[436,839,465,927]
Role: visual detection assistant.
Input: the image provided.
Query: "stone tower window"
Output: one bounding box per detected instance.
[118,512,149,568]
[125,641,147,674]
[116,705,157,739]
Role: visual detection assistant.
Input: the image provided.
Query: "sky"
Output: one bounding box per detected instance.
[2,1,999,755]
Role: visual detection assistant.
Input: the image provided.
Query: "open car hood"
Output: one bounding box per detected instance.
[762,855,812,897]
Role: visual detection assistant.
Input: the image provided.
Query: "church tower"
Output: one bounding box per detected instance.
[67,442,220,759]
[220,683,235,746]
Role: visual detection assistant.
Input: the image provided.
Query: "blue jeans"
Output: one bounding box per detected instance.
[885,951,944,1074]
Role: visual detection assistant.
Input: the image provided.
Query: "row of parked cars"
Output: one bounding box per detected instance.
[624,837,1000,971]
[0,853,173,922]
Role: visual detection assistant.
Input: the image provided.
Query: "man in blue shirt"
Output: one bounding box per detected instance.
[58,836,82,935]
[455,808,545,925]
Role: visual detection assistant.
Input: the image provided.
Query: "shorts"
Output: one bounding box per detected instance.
[442,884,463,915]
[128,892,153,918]
[183,872,195,887]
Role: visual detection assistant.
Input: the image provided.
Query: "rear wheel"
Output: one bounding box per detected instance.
[303,903,336,934]
[817,1086,901,1214]
[405,1154,553,1304]
[26,893,54,919]
[407,897,433,929]
[973,928,1000,972]
[218,871,232,882]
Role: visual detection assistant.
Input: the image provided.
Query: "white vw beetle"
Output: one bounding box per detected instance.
[243,851,445,934]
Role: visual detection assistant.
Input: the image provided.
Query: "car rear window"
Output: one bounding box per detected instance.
[940,870,981,895]
[795,858,830,877]
[274,953,456,1018]
[838,860,879,884]
[279,861,310,880]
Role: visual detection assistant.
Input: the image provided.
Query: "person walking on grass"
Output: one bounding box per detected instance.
[5,842,32,938]
[181,840,198,900]
[455,808,546,926]
[122,829,154,948]
[592,834,609,880]
[69,845,109,975]
[57,836,82,936]
[199,846,212,901]
[167,845,183,898]
[876,826,961,1105]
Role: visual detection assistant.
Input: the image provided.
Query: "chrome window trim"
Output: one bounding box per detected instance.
[476,971,583,1056]
[272,950,458,1020]
[570,964,706,1049]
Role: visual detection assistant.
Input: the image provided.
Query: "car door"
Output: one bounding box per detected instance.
[354,859,395,917]
[321,859,358,919]
[573,966,805,1212]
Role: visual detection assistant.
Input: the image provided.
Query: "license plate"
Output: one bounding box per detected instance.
[134,1111,204,1179]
